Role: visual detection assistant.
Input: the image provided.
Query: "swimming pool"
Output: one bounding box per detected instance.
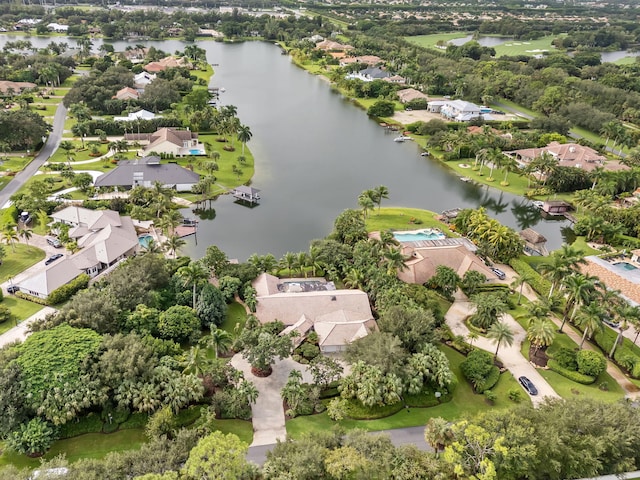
[138,234,153,248]
[614,262,638,271]
[189,149,203,155]
[393,228,446,242]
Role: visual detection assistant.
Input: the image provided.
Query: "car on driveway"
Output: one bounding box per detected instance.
[45,254,63,265]
[490,267,506,280]
[46,237,62,248]
[518,376,538,396]
[7,285,19,294]
[603,317,620,328]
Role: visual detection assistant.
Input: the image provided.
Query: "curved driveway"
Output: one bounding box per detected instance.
[0,102,67,208]
[445,296,560,406]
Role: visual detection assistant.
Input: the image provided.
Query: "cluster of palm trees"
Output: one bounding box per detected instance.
[357,185,389,220]
[249,247,325,278]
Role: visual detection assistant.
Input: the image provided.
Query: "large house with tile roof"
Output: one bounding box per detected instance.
[126,127,205,157]
[252,273,376,353]
[112,86,139,101]
[17,207,138,300]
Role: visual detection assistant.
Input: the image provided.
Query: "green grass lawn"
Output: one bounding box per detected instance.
[0,244,46,282]
[191,134,255,192]
[365,207,456,235]
[0,429,147,470]
[442,159,533,197]
[220,301,247,334]
[571,236,600,256]
[206,419,253,445]
[30,104,58,117]
[0,156,33,174]
[286,345,528,438]
[0,296,44,334]
[403,32,471,49]
[496,98,539,118]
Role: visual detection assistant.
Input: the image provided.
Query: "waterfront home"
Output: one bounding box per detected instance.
[94,156,200,192]
[519,228,548,256]
[253,273,376,353]
[47,23,68,33]
[133,72,156,91]
[339,55,383,67]
[503,142,627,174]
[542,200,572,215]
[17,207,138,300]
[346,66,391,82]
[127,127,206,157]
[440,100,482,122]
[314,39,354,52]
[144,56,192,73]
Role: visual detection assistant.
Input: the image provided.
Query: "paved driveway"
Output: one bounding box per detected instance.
[446,299,560,406]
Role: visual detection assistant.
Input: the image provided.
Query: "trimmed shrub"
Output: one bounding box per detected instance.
[553,347,578,370]
[547,359,596,384]
[119,412,149,430]
[476,366,500,393]
[576,350,606,377]
[509,258,551,297]
[47,274,90,305]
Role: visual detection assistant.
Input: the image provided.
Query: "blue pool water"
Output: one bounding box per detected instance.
[138,235,153,248]
[614,262,638,271]
[393,229,446,242]
[189,149,202,155]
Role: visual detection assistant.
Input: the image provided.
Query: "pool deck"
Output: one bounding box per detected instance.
[400,237,478,252]
[583,256,640,306]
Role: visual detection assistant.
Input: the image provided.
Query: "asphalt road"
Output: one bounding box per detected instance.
[246,425,429,465]
[0,102,67,208]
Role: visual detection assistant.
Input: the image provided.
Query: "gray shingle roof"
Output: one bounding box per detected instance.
[94,156,200,188]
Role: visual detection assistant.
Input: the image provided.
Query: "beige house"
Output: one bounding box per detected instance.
[397,88,429,104]
[504,142,628,174]
[144,56,192,73]
[253,273,376,353]
[383,235,496,284]
[112,87,139,101]
[315,39,354,52]
[127,128,206,157]
[339,55,382,66]
[17,207,138,299]
[0,80,36,95]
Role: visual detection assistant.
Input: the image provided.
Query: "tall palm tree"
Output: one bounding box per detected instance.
[163,234,185,259]
[560,273,597,332]
[343,268,366,290]
[296,251,309,277]
[511,272,533,305]
[424,417,453,455]
[208,326,233,358]
[280,252,297,276]
[176,261,209,307]
[372,185,389,213]
[18,228,33,245]
[307,245,323,277]
[383,248,407,276]
[358,192,375,220]
[576,303,605,349]
[487,321,514,359]
[237,124,252,155]
[181,345,210,376]
[2,225,18,253]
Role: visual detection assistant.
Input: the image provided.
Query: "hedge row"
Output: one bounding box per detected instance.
[476,365,501,393]
[15,291,49,305]
[593,329,640,379]
[509,258,551,297]
[78,117,183,136]
[547,359,596,384]
[48,274,90,305]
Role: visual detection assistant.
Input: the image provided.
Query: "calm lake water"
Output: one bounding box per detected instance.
[1,35,571,260]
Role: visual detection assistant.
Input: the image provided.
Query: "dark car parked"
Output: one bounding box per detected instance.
[7,285,19,294]
[518,376,538,396]
[45,254,63,265]
[490,267,506,280]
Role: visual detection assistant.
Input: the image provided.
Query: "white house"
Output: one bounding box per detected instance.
[345,66,391,82]
[133,72,156,91]
[113,109,158,122]
[47,23,69,33]
[17,207,138,300]
[440,100,482,122]
[126,128,205,157]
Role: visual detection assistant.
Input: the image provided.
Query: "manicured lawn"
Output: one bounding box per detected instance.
[0,429,147,470]
[404,32,471,49]
[496,98,539,118]
[190,64,214,84]
[442,159,533,197]
[30,104,58,117]
[48,141,112,163]
[220,301,247,334]
[0,156,33,174]
[207,419,253,445]
[365,207,456,236]
[493,36,559,57]
[571,236,600,256]
[0,296,44,334]
[0,244,46,282]
[286,345,527,438]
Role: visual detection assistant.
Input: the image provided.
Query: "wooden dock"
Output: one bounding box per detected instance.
[231,186,261,205]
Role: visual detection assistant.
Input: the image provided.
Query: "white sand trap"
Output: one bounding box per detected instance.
[505,44,513,46]
[523,42,531,44]
[513,42,522,45]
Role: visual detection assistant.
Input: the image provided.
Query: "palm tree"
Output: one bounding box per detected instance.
[237,124,252,155]
[2,225,18,253]
[466,331,479,347]
[576,303,605,349]
[296,251,308,277]
[487,321,514,359]
[383,248,407,276]
[424,417,453,455]
[208,326,233,358]
[163,234,186,259]
[343,268,365,290]
[176,261,209,307]
[358,192,375,220]
[181,345,210,376]
[372,185,389,213]
[527,318,555,355]
[280,252,297,276]
[307,245,323,277]
[18,228,33,245]
[560,273,597,332]
[511,272,533,305]
[59,140,75,163]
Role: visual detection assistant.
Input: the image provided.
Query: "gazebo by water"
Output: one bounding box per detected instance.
[231,185,261,204]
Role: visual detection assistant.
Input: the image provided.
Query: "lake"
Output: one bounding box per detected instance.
[0,35,571,260]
